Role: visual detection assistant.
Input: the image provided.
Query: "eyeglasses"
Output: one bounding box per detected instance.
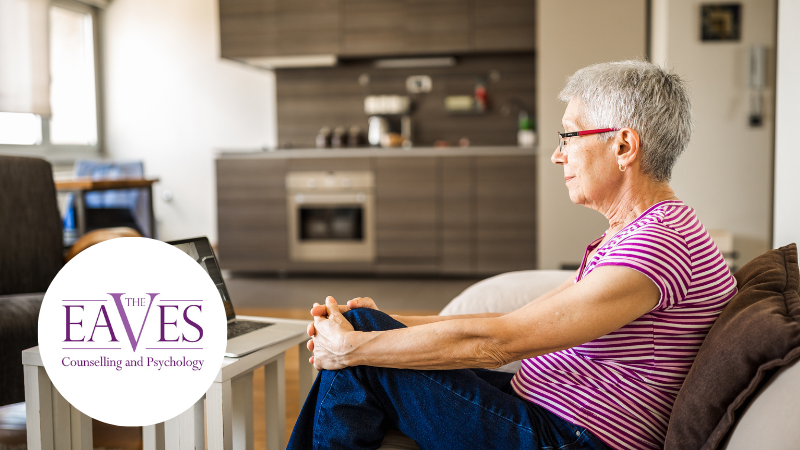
[557,128,620,155]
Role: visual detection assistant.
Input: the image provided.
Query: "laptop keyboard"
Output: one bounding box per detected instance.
[227,320,274,340]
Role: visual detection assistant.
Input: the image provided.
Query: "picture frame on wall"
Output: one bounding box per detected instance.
[701,3,742,41]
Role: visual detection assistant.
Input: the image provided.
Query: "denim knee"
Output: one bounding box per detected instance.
[343,308,406,332]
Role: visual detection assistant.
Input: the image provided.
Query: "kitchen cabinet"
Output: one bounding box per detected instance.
[374,157,438,273]
[218,0,534,61]
[215,149,536,276]
[475,156,536,273]
[219,0,339,59]
[472,0,536,52]
[341,0,407,56]
[216,158,288,271]
[440,157,473,274]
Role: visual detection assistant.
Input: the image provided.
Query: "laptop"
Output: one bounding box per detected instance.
[168,237,307,357]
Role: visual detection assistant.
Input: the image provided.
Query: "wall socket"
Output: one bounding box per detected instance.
[406,75,432,93]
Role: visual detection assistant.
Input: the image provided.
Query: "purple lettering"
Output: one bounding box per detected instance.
[110,292,157,352]
[64,305,84,342]
[181,305,203,343]
[158,305,180,342]
[88,305,119,342]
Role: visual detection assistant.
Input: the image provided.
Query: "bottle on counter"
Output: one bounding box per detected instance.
[517,112,536,148]
[347,126,362,147]
[315,126,332,149]
[331,126,347,148]
[474,77,487,112]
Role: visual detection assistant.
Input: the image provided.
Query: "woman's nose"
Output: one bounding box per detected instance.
[551,147,564,165]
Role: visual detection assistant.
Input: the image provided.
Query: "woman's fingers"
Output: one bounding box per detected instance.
[325,296,343,318]
[347,297,379,311]
[311,299,350,317]
[307,338,314,351]
[307,322,316,337]
[310,303,328,317]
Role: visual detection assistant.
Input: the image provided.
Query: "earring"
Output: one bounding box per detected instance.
[619,164,626,172]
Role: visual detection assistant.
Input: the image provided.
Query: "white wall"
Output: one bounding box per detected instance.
[536,0,647,269]
[102,0,277,242]
[651,0,776,266]
[773,0,800,248]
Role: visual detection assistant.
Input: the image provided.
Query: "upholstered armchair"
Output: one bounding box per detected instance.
[0,155,139,407]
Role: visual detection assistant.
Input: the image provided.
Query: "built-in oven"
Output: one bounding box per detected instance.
[286,171,375,262]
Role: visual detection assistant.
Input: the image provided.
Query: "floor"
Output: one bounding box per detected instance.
[223,273,483,311]
[0,275,484,449]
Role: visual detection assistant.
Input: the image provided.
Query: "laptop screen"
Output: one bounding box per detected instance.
[168,237,235,320]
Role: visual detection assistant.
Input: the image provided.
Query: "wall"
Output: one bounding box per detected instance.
[773,0,800,248]
[651,0,776,267]
[536,0,647,269]
[275,55,535,149]
[102,0,277,242]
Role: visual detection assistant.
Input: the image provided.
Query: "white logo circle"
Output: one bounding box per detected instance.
[38,238,227,426]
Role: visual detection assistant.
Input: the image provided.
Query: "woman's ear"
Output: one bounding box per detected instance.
[615,128,640,168]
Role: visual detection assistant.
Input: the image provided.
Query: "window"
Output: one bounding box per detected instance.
[0,0,100,155]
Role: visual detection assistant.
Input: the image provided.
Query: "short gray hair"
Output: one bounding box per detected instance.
[558,60,693,182]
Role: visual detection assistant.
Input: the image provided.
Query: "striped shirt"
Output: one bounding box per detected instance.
[511,200,737,450]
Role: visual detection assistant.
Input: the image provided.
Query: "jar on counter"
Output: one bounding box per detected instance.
[315,126,332,148]
[331,126,347,148]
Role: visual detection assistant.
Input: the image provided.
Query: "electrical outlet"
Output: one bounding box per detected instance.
[406,75,432,94]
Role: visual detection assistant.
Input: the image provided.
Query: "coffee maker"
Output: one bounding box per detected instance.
[364,95,412,147]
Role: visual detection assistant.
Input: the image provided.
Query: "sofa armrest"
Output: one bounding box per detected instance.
[0,293,44,406]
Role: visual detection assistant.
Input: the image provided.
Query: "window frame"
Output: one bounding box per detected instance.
[0,0,103,162]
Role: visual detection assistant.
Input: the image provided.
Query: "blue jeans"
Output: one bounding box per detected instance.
[287,309,611,450]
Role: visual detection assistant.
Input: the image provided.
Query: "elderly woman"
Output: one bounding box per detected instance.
[288,60,737,450]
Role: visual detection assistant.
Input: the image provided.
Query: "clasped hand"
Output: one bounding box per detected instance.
[306,296,379,370]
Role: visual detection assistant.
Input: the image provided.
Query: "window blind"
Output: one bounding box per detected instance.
[0,0,51,116]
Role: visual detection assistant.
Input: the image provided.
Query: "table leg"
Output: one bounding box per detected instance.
[174,398,205,450]
[232,372,254,450]
[206,380,233,450]
[164,414,180,449]
[264,354,286,450]
[74,191,86,236]
[297,342,318,408]
[24,365,54,450]
[142,423,165,450]
[147,185,156,239]
[52,387,71,450]
[70,405,93,450]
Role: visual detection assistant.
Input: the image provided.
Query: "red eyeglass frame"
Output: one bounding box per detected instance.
[557,128,621,153]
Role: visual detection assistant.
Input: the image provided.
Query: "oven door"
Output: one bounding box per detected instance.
[287,192,375,262]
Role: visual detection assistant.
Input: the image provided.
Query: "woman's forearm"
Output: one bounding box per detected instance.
[341,316,514,370]
[391,312,503,327]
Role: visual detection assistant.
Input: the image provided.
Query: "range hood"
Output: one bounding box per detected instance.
[239,55,337,70]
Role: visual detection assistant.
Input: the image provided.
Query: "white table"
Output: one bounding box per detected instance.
[23,316,317,450]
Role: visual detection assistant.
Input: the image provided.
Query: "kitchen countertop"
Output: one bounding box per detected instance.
[216,146,537,159]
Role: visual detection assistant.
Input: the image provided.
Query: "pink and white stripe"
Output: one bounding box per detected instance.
[511,200,737,450]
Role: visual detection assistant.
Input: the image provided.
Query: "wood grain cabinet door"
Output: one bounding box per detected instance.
[475,155,536,274]
[219,0,279,58]
[341,0,407,57]
[374,157,438,273]
[406,0,470,54]
[276,0,340,55]
[472,0,536,52]
[216,158,288,272]
[440,156,473,274]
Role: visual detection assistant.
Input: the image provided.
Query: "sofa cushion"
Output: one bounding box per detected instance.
[439,270,574,316]
[721,357,800,449]
[665,243,800,450]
